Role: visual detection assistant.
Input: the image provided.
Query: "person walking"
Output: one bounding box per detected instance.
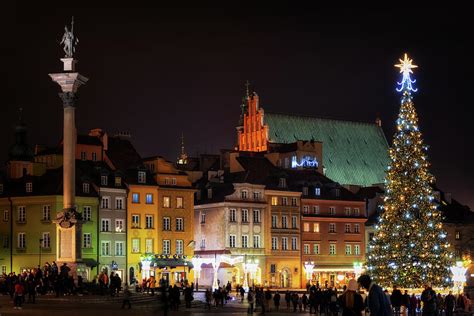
[409,293,418,316]
[391,286,403,315]
[357,274,392,316]
[338,279,365,316]
[13,280,25,310]
[248,288,255,314]
[444,291,455,316]
[421,283,437,316]
[273,291,281,311]
[285,290,291,310]
[240,286,246,302]
[205,288,212,310]
[121,284,132,309]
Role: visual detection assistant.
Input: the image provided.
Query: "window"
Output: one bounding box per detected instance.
[253,235,260,248]
[345,224,351,233]
[253,209,261,223]
[303,205,309,214]
[132,193,139,203]
[115,219,124,232]
[241,190,248,199]
[101,241,111,256]
[200,212,206,224]
[176,240,183,255]
[355,244,361,255]
[270,264,276,273]
[200,238,206,249]
[115,241,124,256]
[271,197,278,206]
[138,171,146,184]
[176,197,183,208]
[281,216,288,228]
[17,233,26,248]
[345,207,351,216]
[101,197,110,209]
[253,192,261,200]
[83,183,90,193]
[313,206,320,214]
[42,205,51,221]
[145,215,154,229]
[329,223,336,233]
[272,215,277,228]
[132,214,140,228]
[42,232,50,248]
[242,209,249,223]
[455,231,461,240]
[291,237,298,250]
[353,208,360,216]
[17,206,26,223]
[315,188,321,196]
[304,244,310,254]
[284,157,289,168]
[176,218,184,231]
[303,222,310,232]
[329,207,336,215]
[146,194,153,204]
[163,196,171,208]
[83,233,91,248]
[282,197,288,206]
[163,217,171,230]
[242,235,248,248]
[291,197,297,206]
[229,209,237,222]
[3,210,8,222]
[26,182,32,193]
[80,151,86,160]
[334,188,340,197]
[92,152,97,162]
[271,237,278,250]
[345,244,352,255]
[229,235,236,248]
[163,240,170,254]
[145,239,153,253]
[101,175,108,186]
[131,238,140,253]
[115,198,124,210]
[302,187,308,196]
[279,178,286,188]
[164,178,170,185]
[313,223,320,233]
[81,206,91,221]
[1,266,6,274]
[292,216,297,229]
[329,243,336,255]
[171,178,177,185]
[101,219,110,232]
[281,237,288,250]
[354,224,360,233]
[314,244,320,255]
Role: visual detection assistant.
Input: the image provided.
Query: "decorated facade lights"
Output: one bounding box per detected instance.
[243,257,259,291]
[304,261,315,281]
[450,261,468,294]
[353,262,364,279]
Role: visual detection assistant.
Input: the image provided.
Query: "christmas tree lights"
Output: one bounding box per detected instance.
[366,54,453,288]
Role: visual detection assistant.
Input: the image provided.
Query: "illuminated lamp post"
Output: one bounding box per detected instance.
[244,258,259,291]
[450,261,467,294]
[353,262,363,279]
[304,261,315,282]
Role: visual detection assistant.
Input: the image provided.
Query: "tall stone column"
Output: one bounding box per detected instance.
[50,58,88,277]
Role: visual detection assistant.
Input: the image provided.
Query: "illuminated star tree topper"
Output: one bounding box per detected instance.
[395,53,418,93]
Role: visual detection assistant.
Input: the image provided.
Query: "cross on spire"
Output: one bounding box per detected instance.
[245,80,250,98]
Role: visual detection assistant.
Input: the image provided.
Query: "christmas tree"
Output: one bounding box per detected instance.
[366,54,453,288]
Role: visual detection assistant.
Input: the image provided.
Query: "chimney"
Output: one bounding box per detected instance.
[375,117,382,127]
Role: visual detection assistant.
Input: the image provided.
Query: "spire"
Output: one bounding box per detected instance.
[9,107,34,161]
[245,80,250,99]
[177,132,188,165]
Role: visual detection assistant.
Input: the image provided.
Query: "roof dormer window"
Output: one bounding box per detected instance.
[26,182,32,193]
[334,188,340,197]
[279,178,287,188]
[315,187,321,196]
[302,186,308,196]
[83,183,90,194]
[207,188,213,199]
[138,171,146,184]
[101,175,108,186]
[115,176,121,187]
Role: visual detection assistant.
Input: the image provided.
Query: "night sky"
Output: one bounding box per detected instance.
[6,5,474,208]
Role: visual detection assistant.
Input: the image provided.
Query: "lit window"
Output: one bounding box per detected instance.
[242,235,248,248]
[271,197,278,206]
[145,215,154,229]
[253,192,261,200]
[42,232,50,248]
[304,244,310,254]
[313,244,320,255]
[101,197,110,209]
[82,183,90,193]
[115,219,124,232]
[132,239,140,253]
[292,216,297,229]
[163,196,170,208]
[176,240,183,255]
[329,223,336,233]
[253,235,260,248]
[146,193,153,204]
[241,190,248,199]
[138,171,146,184]
[313,206,320,214]
[176,197,183,208]
[83,233,92,248]
[282,237,288,250]
[345,224,351,233]
[303,222,310,232]
[145,239,153,253]
[271,237,278,250]
[17,233,26,249]
[253,209,261,223]
[355,244,361,255]
[101,241,111,256]
[115,198,124,210]
[345,244,352,255]
[163,240,170,254]
[132,214,140,228]
[26,182,33,193]
[329,207,336,215]
[242,209,249,223]
[354,224,360,233]
[303,205,309,214]
[200,239,206,249]
[291,197,297,206]
[271,215,277,228]
[329,243,336,255]
[313,223,320,233]
[281,216,288,228]
[455,231,461,240]
[115,241,124,256]
[42,205,51,221]
[345,207,351,216]
[17,206,26,223]
[291,237,298,250]
[315,188,321,196]
[101,219,110,232]
[132,193,139,203]
[115,176,121,186]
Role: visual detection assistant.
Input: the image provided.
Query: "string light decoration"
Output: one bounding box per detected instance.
[366,54,453,288]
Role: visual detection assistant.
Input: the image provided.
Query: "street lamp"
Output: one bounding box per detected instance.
[353,262,363,279]
[450,261,467,294]
[39,238,43,267]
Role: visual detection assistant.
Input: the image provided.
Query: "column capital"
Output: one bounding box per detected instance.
[59,92,76,108]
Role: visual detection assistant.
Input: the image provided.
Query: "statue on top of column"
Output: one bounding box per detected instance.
[60,17,79,58]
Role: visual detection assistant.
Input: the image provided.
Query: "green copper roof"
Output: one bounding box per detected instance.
[264,112,390,187]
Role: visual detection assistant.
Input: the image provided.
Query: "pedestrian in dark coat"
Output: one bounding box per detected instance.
[420,283,437,316]
[339,279,365,316]
[357,274,392,316]
[444,291,456,316]
[273,291,281,311]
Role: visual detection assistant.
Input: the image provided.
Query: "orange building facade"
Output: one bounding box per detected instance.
[237,93,268,152]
